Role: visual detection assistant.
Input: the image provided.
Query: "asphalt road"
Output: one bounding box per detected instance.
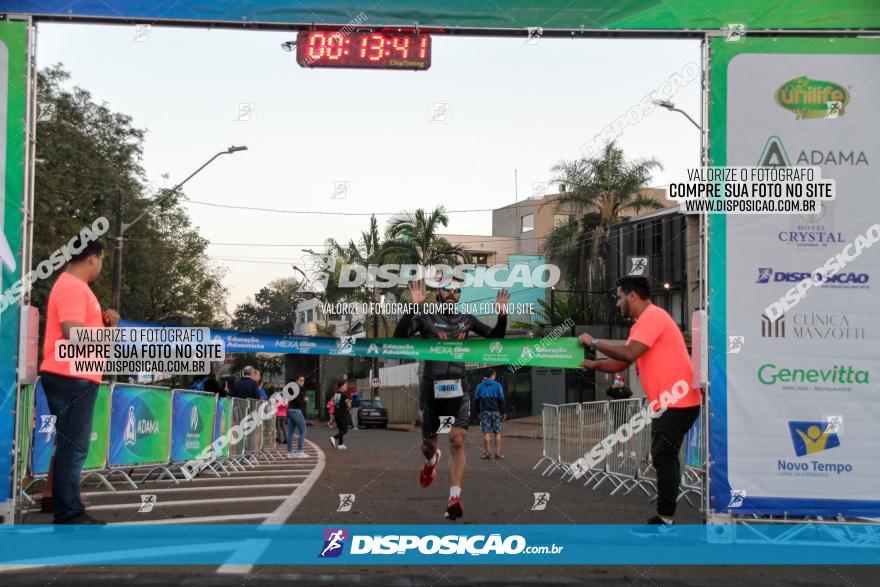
[4,426,877,585]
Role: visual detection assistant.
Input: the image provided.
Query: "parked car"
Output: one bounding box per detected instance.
[357,399,389,428]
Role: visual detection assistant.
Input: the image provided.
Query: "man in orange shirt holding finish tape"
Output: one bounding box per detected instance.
[40,239,119,524]
[580,276,701,534]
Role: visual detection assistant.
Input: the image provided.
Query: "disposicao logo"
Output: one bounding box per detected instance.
[788,421,840,456]
[319,528,347,558]
[775,76,849,120]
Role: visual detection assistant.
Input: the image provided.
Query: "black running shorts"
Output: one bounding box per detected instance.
[419,379,470,439]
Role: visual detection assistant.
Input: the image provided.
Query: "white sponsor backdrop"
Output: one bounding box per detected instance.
[711,43,880,515]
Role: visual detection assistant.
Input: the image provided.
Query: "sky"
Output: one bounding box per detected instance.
[37,23,701,314]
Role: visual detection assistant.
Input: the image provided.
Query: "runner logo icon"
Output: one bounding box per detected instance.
[319,529,348,558]
[756,267,773,284]
[728,490,746,508]
[38,415,56,434]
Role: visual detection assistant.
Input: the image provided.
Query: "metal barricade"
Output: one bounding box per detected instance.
[260,407,284,461]
[228,397,251,467]
[603,398,643,495]
[533,404,561,477]
[557,403,582,479]
[577,400,610,488]
[533,399,706,514]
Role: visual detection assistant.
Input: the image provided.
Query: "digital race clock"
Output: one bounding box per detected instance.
[296,31,431,70]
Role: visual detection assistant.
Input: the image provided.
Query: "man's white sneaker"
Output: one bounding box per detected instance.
[287,452,294,458]
[295,451,309,458]
[338,444,348,450]
[330,437,338,448]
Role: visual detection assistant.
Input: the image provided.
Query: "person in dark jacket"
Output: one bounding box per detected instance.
[475,368,507,460]
[231,366,262,400]
[606,374,634,400]
[286,375,309,457]
[330,381,351,450]
[393,278,509,521]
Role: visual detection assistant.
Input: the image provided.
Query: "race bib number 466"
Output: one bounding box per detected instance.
[434,379,463,399]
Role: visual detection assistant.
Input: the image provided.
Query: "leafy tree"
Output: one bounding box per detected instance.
[31,64,227,327]
[231,277,306,334]
[544,141,663,291]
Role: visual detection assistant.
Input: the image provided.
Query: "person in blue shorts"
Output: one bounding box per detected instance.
[475,368,507,460]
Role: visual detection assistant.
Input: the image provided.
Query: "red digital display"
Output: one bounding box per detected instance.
[296,31,431,70]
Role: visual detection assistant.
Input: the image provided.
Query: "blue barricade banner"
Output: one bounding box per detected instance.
[213,396,231,458]
[170,390,217,462]
[108,384,172,466]
[0,525,877,565]
[30,379,54,476]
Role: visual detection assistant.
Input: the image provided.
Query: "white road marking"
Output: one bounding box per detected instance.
[122,513,268,525]
[217,439,326,574]
[83,483,300,497]
[89,495,286,511]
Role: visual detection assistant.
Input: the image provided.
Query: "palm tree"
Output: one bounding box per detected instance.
[325,215,395,337]
[511,295,581,336]
[384,206,470,293]
[544,141,663,292]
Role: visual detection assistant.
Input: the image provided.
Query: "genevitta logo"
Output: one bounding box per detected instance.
[319,528,347,558]
[190,405,199,431]
[489,341,503,354]
[754,267,869,288]
[757,363,870,389]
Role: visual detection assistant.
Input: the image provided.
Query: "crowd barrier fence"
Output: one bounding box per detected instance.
[18,378,286,506]
[536,398,705,508]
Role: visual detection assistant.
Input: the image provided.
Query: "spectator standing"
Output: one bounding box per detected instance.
[350,389,362,430]
[203,375,224,396]
[39,239,118,524]
[275,389,288,445]
[326,395,336,428]
[606,374,634,400]
[287,375,309,458]
[330,381,351,450]
[231,366,262,400]
[474,369,507,460]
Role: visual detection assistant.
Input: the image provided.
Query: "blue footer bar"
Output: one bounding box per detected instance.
[0,525,878,565]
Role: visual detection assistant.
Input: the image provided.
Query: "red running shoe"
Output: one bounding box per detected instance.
[419,449,441,488]
[445,496,463,520]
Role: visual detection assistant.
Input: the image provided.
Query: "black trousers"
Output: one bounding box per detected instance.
[650,406,700,517]
[334,418,350,445]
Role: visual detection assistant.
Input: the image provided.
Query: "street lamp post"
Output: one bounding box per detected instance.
[110,146,247,310]
[653,100,701,130]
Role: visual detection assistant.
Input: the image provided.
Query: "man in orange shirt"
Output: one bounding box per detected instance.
[579,276,700,532]
[40,239,119,524]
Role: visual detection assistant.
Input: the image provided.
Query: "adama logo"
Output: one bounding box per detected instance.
[775,76,849,120]
[319,528,347,558]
